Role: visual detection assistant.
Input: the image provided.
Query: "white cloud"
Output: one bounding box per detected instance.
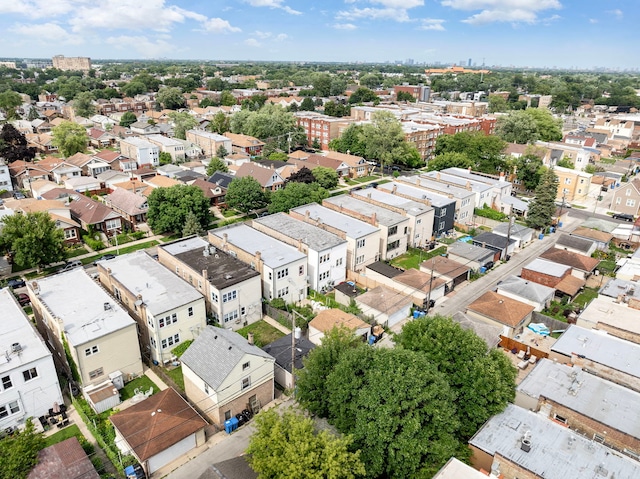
[244,0,301,15]
[202,18,241,33]
[607,9,623,19]
[333,23,358,30]
[245,38,262,47]
[0,0,77,19]
[441,0,561,25]
[589,18,598,24]
[275,33,288,41]
[252,31,287,41]
[419,18,446,30]
[337,7,411,22]
[9,22,84,44]
[105,35,175,58]
[370,0,423,7]
[254,30,273,39]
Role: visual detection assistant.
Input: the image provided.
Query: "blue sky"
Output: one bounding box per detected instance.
[0,0,637,69]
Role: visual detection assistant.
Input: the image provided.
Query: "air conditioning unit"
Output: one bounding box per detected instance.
[235,318,241,324]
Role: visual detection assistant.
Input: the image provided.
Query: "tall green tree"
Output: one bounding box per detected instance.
[394,315,517,440]
[121,81,147,98]
[396,91,414,102]
[434,132,507,174]
[0,211,66,270]
[0,90,23,120]
[268,182,328,214]
[0,419,45,479]
[488,94,509,113]
[0,124,36,163]
[513,153,545,191]
[495,110,539,144]
[526,167,559,230]
[299,97,316,111]
[328,124,366,156]
[348,87,379,105]
[220,90,237,107]
[225,176,268,214]
[206,157,229,176]
[119,111,138,127]
[72,91,96,118]
[426,151,474,171]
[361,111,421,168]
[168,111,198,140]
[158,152,172,165]
[312,167,339,189]
[156,87,185,110]
[247,408,366,479]
[147,185,212,234]
[208,112,231,134]
[524,108,563,141]
[51,121,88,157]
[182,210,203,237]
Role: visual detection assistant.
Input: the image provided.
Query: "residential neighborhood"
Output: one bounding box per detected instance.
[1,46,640,479]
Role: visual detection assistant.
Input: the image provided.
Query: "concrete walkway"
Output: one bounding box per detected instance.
[262,315,291,334]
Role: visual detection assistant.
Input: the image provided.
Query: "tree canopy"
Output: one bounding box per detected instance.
[207,112,231,134]
[51,121,88,157]
[0,211,66,270]
[495,108,562,144]
[512,151,545,191]
[526,167,559,230]
[268,182,328,214]
[247,408,366,479]
[229,104,305,151]
[156,86,186,110]
[426,151,474,172]
[72,91,96,118]
[312,167,339,189]
[225,176,269,214]
[147,185,212,234]
[119,111,137,127]
[286,166,315,184]
[0,419,45,479]
[206,157,229,176]
[168,111,198,140]
[348,87,379,105]
[434,132,507,174]
[0,124,36,163]
[0,90,22,120]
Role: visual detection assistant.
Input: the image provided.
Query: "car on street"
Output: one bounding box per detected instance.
[15,293,30,306]
[93,254,116,266]
[612,213,634,222]
[13,191,26,199]
[7,278,26,289]
[58,260,83,272]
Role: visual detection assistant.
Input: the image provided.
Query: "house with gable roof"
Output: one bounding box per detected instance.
[103,188,148,231]
[466,291,534,338]
[181,326,275,426]
[223,132,265,157]
[234,162,284,191]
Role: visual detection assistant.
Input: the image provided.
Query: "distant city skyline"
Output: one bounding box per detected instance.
[0,0,637,70]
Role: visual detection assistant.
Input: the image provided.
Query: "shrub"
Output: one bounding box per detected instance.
[130,231,145,240]
[83,234,105,251]
[171,340,193,358]
[474,205,508,221]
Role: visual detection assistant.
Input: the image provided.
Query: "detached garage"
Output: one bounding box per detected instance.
[356,285,412,329]
[110,388,207,476]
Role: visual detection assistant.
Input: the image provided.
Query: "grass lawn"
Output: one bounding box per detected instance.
[66,247,89,258]
[352,175,379,183]
[598,259,617,274]
[391,246,447,270]
[222,208,239,218]
[237,320,285,347]
[166,365,185,391]
[573,287,599,308]
[43,424,83,448]
[120,375,159,401]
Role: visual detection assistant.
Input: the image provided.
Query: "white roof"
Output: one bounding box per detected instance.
[101,251,203,316]
[33,269,136,347]
[120,136,157,148]
[0,288,52,373]
[352,188,433,215]
[523,258,570,277]
[323,194,407,227]
[290,203,379,238]
[146,134,182,147]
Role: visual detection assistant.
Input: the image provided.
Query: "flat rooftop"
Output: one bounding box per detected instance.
[323,194,407,227]
[253,213,346,251]
[402,175,475,200]
[352,188,433,216]
[0,288,51,373]
[470,404,640,479]
[423,170,493,194]
[552,325,640,379]
[523,258,570,277]
[517,358,640,440]
[32,269,136,347]
[160,237,259,290]
[378,182,455,208]
[442,167,506,188]
[211,223,306,268]
[290,203,379,239]
[102,251,203,316]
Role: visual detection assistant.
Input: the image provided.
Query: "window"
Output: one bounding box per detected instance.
[355,255,365,265]
[241,306,246,316]
[564,178,571,185]
[150,337,156,348]
[357,238,366,248]
[204,382,209,394]
[593,433,606,443]
[223,310,239,323]
[113,287,121,301]
[268,272,272,280]
[23,368,38,381]
[84,345,99,356]
[243,361,250,370]
[439,221,445,231]
[276,268,289,279]
[105,219,120,231]
[197,280,202,290]
[1,375,12,390]
[211,292,219,303]
[223,290,237,303]
[416,219,422,224]
[241,377,251,390]
[627,199,636,207]
[387,240,400,251]
[319,254,330,263]
[188,307,194,317]
[89,368,104,380]
[0,401,20,418]
[616,197,622,205]
[554,414,567,424]
[626,189,632,197]
[404,226,408,235]
[176,266,180,274]
[277,286,289,298]
[299,265,304,276]
[224,410,232,420]
[388,226,398,236]
[64,229,77,239]
[161,333,180,349]
[336,258,343,267]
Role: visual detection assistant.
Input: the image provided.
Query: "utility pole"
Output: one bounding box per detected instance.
[557,192,567,227]
[503,213,514,261]
[425,257,436,313]
[290,309,304,395]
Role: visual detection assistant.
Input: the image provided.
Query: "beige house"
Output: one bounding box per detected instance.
[554,166,592,202]
[308,309,370,345]
[28,269,143,387]
[146,134,186,162]
[186,130,231,157]
[466,291,534,338]
[611,178,640,217]
[181,326,275,426]
[356,285,413,329]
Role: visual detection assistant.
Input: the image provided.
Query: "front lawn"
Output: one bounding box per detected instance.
[391,246,447,270]
[43,424,83,448]
[237,320,285,347]
[120,375,159,401]
[166,365,184,391]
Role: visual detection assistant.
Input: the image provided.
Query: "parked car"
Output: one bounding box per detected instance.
[13,191,26,200]
[15,293,30,306]
[124,464,146,479]
[612,213,634,222]
[93,254,116,266]
[7,278,26,289]
[58,260,83,272]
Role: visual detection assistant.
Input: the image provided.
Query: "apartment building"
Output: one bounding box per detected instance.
[401,121,442,162]
[185,130,232,157]
[52,55,91,72]
[423,170,494,209]
[119,137,160,168]
[441,167,513,204]
[553,166,592,202]
[294,112,353,150]
[146,134,186,162]
[535,140,598,171]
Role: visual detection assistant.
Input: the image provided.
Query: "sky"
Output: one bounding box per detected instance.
[0,0,637,69]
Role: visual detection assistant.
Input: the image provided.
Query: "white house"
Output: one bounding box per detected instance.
[119,137,160,168]
[97,251,207,365]
[0,159,14,192]
[0,289,63,431]
[146,134,186,162]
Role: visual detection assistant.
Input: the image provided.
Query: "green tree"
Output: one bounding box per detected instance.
[206,157,229,176]
[526,167,559,230]
[51,121,88,157]
[426,151,474,171]
[0,211,66,270]
[394,315,517,440]
[434,132,507,174]
[523,108,563,142]
[119,111,138,128]
[268,182,328,214]
[121,81,147,98]
[208,112,231,134]
[247,408,365,479]
[147,185,212,234]
[495,110,539,144]
[268,152,288,162]
[311,73,332,97]
[168,111,198,140]
[513,152,545,190]
[300,97,316,111]
[182,210,203,237]
[348,87,379,105]
[325,347,460,478]
[312,167,339,189]
[556,157,574,169]
[361,111,421,169]
[220,90,237,107]
[156,87,185,110]
[225,176,268,214]
[27,106,39,121]
[158,152,172,165]
[0,90,22,119]
[488,94,509,113]
[0,124,36,163]
[72,91,95,118]
[359,72,383,89]
[0,419,45,479]
[329,124,366,156]
[396,91,414,102]
[330,77,347,96]
[216,145,229,159]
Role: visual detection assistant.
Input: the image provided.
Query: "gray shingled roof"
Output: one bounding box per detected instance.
[496,275,555,303]
[555,233,595,254]
[181,326,274,390]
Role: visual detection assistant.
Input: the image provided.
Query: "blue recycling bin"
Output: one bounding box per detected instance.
[225,416,239,434]
[539,233,544,240]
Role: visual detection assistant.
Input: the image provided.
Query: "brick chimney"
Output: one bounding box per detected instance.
[392,185,397,194]
[370,212,377,225]
[202,269,208,281]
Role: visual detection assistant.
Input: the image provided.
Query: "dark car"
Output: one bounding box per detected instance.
[15,293,30,306]
[13,191,26,200]
[612,213,634,222]
[7,278,26,289]
[93,254,116,266]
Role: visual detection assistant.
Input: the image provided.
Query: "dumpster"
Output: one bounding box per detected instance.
[538,233,544,240]
[224,416,239,434]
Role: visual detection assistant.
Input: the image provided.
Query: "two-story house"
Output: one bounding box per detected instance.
[209,223,308,302]
[157,237,262,331]
[119,137,160,168]
[103,188,148,232]
[0,289,63,431]
[185,130,231,157]
[146,134,186,162]
[28,269,143,387]
[234,163,284,191]
[97,251,207,365]
[611,178,640,218]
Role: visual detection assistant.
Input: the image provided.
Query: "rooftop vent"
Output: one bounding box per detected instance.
[104,302,111,311]
[521,431,531,452]
[11,343,22,354]
[224,274,233,279]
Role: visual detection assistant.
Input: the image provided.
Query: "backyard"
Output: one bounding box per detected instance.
[119,375,159,401]
[43,424,84,448]
[391,246,447,270]
[237,320,285,347]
